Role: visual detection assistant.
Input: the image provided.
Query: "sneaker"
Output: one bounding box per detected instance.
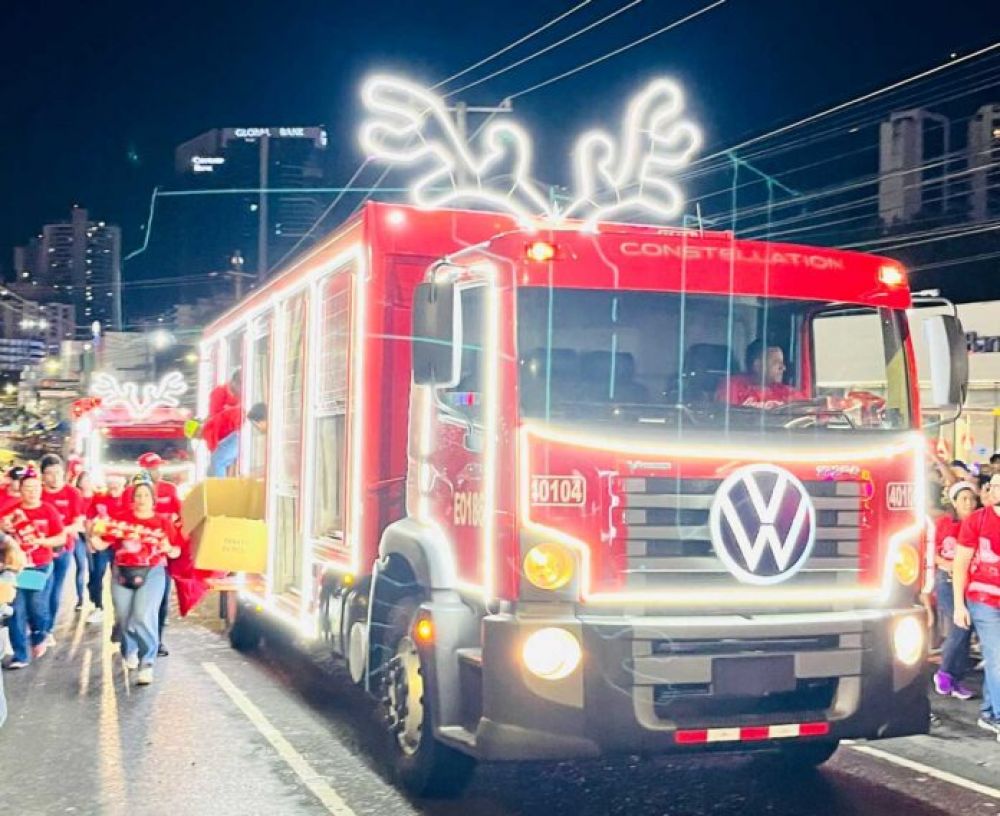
[933,671,954,696]
[74,602,84,612]
[123,654,139,671]
[86,609,104,625]
[44,634,56,647]
[951,681,975,701]
[31,643,47,659]
[157,644,169,657]
[6,660,28,670]
[136,666,154,686]
[977,717,1000,738]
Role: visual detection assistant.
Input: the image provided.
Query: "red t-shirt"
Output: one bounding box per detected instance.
[43,483,86,549]
[102,510,178,568]
[935,514,962,563]
[203,384,241,452]
[122,481,181,518]
[0,492,21,519]
[2,502,65,567]
[87,492,127,521]
[717,375,802,409]
[957,506,1000,608]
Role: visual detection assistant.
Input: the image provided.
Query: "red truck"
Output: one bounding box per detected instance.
[201,201,967,795]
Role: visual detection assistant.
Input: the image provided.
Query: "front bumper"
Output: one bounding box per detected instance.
[471,608,928,761]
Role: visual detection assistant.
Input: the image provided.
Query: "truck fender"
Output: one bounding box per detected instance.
[377,517,458,590]
[367,519,482,732]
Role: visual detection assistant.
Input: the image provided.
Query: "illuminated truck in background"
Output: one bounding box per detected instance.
[200,197,968,795]
[71,372,195,487]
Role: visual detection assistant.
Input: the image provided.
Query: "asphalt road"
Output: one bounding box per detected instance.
[2,596,999,816]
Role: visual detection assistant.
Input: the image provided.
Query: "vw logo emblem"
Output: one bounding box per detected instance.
[708,464,816,585]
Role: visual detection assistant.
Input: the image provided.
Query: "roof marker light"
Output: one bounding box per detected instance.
[525,241,557,263]
[879,264,906,287]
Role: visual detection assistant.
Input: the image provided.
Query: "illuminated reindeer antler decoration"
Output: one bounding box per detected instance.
[359,74,701,230]
[91,371,188,419]
[563,79,702,231]
[359,76,552,226]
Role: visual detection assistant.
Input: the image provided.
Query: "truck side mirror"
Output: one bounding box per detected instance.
[412,280,460,386]
[922,313,968,410]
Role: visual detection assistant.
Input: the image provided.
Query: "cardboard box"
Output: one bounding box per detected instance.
[182,478,268,573]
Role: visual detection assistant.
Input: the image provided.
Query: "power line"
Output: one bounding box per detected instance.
[444,0,645,98]
[508,0,728,99]
[694,40,1000,165]
[432,0,595,90]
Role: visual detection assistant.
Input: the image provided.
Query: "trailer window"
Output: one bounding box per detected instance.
[248,316,271,476]
[312,272,351,540]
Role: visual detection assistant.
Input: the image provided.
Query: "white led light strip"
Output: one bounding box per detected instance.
[91,371,188,419]
[359,74,701,230]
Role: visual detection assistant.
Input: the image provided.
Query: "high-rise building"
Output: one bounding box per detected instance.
[969,104,1000,223]
[11,206,122,330]
[173,126,328,276]
[878,108,951,227]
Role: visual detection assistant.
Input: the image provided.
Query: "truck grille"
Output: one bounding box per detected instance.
[619,477,862,590]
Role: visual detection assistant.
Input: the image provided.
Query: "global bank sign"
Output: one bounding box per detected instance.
[619,240,846,271]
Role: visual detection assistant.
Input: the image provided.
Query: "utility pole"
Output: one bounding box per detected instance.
[226,250,254,301]
[445,99,513,185]
[257,134,270,283]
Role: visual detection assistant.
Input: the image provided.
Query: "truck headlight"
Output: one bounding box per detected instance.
[523,542,575,591]
[892,616,924,666]
[893,543,920,586]
[522,627,582,680]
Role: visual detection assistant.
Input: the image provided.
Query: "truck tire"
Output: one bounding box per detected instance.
[775,740,840,768]
[379,598,476,798]
[228,603,263,653]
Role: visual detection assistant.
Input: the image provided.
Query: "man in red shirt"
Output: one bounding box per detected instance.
[202,370,242,478]
[84,474,127,624]
[717,340,803,409]
[954,472,1000,739]
[0,465,25,518]
[39,454,86,639]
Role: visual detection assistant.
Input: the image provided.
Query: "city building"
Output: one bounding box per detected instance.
[968,103,1000,222]
[173,126,328,276]
[878,108,951,227]
[11,205,122,330]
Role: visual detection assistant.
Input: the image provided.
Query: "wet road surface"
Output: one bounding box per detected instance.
[2,597,999,816]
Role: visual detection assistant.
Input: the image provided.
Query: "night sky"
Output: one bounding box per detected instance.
[2,1,998,291]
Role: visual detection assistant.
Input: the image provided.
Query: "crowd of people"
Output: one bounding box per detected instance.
[0,450,183,704]
[927,453,1000,740]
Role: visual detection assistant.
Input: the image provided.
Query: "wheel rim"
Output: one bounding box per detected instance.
[386,636,424,756]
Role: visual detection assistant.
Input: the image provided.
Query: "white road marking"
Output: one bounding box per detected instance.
[79,648,92,696]
[203,661,358,816]
[848,743,1000,801]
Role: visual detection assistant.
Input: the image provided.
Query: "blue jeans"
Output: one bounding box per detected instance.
[88,549,113,609]
[969,601,1000,720]
[47,548,72,633]
[937,571,971,679]
[72,536,88,605]
[110,565,166,667]
[209,430,240,477]
[9,566,53,663]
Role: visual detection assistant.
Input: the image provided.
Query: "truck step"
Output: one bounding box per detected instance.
[457,647,483,668]
[438,725,477,749]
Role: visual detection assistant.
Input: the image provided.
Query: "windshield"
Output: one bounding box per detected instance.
[515,288,912,432]
[104,437,189,463]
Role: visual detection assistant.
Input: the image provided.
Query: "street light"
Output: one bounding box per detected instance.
[150,329,175,351]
